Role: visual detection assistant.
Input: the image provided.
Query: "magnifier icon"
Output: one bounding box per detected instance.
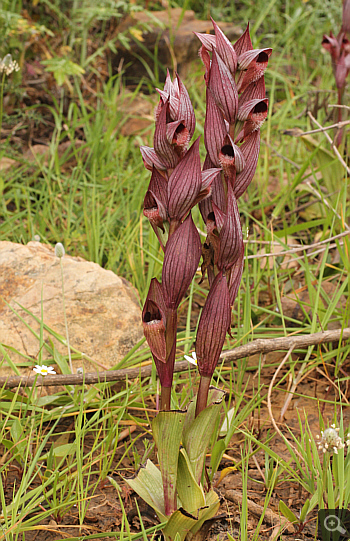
[324,515,347,535]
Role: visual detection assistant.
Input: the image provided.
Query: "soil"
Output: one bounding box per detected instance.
[2,352,350,541]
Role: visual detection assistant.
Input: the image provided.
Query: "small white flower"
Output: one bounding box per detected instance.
[55,242,65,258]
[33,365,56,376]
[184,351,197,366]
[0,54,20,76]
[77,367,83,375]
[317,427,345,454]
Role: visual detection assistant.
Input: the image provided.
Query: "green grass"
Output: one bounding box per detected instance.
[0,0,350,538]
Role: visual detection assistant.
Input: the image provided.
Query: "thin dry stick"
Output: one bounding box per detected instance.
[279,362,305,421]
[297,119,350,136]
[279,364,318,421]
[224,489,294,534]
[330,104,350,111]
[304,179,350,233]
[316,366,349,404]
[1,327,349,389]
[245,230,350,260]
[307,111,350,177]
[267,345,305,462]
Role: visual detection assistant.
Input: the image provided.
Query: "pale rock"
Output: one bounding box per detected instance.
[0,157,17,171]
[0,241,143,378]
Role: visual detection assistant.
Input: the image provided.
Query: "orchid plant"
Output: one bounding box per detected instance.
[322,0,350,146]
[126,19,271,540]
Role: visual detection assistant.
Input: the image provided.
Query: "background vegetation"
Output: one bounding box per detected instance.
[0,0,349,539]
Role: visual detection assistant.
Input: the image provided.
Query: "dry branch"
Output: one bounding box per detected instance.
[224,489,294,534]
[0,327,349,389]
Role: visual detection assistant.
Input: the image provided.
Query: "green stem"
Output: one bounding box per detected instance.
[195,375,211,417]
[60,258,73,374]
[0,72,6,140]
[160,386,171,411]
[321,453,331,506]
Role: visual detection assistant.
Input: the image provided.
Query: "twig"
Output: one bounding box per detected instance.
[245,230,350,260]
[279,363,314,421]
[316,367,349,404]
[264,141,300,169]
[329,104,350,111]
[296,119,350,136]
[307,111,350,176]
[266,346,305,461]
[304,180,350,233]
[1,327,349,389]
[224,489,294,534]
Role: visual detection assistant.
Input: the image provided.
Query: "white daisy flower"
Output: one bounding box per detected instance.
[184,351,197,366]
[33,365,56,376]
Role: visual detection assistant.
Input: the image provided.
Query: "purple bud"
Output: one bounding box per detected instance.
[142,279,167,362]
[336,51,350,89]
[209,49,238,124]
[162,213,201,309]
[196,272,231,378]
[218,134,245,185]
[143,167,168,231]
[156,89,180,121]
[238,77,266,103]
[166,120,190,156]
[234,130,260,198]
[212,18,238,74]
[154,101,180,169]
[233,24,253,56]
[177,73,196,139]
[236,98,268,141]
[143,191,167,231]
[217,185,243,270]
[322,32,340,62]
[167,137,202,223]
[194,32,217,51]
[198,45,211,84]
[227,249,244,305]
[140,146,167,171]
[237,48,272,93]
[204,88,227,167]
[199,154,225,223]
